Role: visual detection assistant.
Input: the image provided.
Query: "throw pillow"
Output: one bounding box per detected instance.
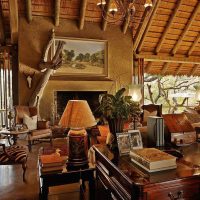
[143,110,157,123]
[23,114,37,131]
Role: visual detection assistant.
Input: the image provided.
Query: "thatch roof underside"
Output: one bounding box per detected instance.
[0,0,200,76]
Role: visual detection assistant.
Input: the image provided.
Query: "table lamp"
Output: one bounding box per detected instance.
[59,100,96,167]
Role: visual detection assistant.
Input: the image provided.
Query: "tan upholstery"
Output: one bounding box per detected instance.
[15,106,52,151]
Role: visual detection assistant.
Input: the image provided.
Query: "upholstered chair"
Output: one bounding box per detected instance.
[0,143,28,181]
[141,104,162,126]
[15,106,52,151]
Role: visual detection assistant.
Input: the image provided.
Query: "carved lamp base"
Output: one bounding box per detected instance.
[67,128,88,168]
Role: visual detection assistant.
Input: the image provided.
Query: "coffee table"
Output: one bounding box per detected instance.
[38,147,95,200]
[0,129,29,145]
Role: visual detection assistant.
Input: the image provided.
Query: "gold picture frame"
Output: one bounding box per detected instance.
[52,37,108,78]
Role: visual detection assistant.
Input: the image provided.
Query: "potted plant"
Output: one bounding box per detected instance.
[98,88,140,148]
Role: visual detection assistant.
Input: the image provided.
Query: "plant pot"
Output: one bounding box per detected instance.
[107,118,124,150]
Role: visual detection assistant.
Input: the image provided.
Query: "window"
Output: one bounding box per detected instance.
[144,74,199,114]
[0,52,13,128]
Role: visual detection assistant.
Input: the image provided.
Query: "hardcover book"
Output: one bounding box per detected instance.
[40,154,64,168]
[130,148,177,172]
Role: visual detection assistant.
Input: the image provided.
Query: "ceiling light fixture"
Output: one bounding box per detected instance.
[97,0,153,24]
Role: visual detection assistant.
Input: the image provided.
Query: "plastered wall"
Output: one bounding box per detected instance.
[19,17,133,120]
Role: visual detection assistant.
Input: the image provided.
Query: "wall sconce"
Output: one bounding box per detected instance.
[129,84,142,102]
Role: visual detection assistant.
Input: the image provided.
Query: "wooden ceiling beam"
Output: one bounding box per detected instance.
[171,2,200,55]
[55,0,60,26]
[9,0,18,44]
[175,63,184,75]
[145,62,152,73]
[0,5,5,44]
[161,62,169,75]
[155,0,182,54]
[190,64,199,76]
[26,0,32,23]
[79,0,87,30]
[102,0,111,31]
[122,13,131,34]
[133,0,161,52]
[135,54,200,65]
[187,33,200,56]
[137,0,161,53]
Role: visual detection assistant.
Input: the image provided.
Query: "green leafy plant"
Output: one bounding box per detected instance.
[98,88,138,120]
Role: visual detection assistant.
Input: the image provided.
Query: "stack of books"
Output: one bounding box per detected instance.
[130,148,177,172]
[40,153,64,173]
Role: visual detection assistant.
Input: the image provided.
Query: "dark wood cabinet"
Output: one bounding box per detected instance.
[93,144,200,200]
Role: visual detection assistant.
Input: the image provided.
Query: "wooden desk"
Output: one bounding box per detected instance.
[38,147,95,200]
[93,144,200,200]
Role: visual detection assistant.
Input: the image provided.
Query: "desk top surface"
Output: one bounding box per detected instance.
[93,143,200,186]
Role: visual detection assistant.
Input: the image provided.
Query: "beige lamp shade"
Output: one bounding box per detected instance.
[59,100,96,128]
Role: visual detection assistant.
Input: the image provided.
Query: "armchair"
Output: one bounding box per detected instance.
[15,106,52,151]
[0,143,28,181]
[141,104,162,126]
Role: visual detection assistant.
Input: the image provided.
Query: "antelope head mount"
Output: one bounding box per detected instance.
[23,71,35,89]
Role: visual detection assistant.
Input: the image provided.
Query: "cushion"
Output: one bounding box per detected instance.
[23,114,37,131]
[0,145,28,164]
[31,128,51,136]
[143,110,157,123]
[98,125,110,137]
[37,121,49,129]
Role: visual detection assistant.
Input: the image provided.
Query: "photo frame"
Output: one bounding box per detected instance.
[52,37,108,77]
[128,130,143,149]
[116,132,131,155]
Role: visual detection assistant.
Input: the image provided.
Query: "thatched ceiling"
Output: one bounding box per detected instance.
[0,0,200,76]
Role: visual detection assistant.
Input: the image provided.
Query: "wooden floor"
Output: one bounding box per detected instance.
[0,138,89,200]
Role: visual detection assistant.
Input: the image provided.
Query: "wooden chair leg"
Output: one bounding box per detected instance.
[28,140,32,152]
[22,162,27,182]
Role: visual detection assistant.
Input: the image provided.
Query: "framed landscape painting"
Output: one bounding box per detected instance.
[52,37,108,77]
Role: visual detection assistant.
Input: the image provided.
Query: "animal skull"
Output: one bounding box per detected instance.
[23,72,35,89]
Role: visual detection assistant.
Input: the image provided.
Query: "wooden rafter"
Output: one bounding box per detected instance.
[26,0,32,23]
[102,0,111,31]
[188,33,200,56]
[137,0,161,53]
[0,5,5,44]
[133,0,161,52]
[79,0,87,30]
[171,2,200,55]
[145,62,152,73]
[9,0,18,44]
[122,13,130,34]
[55,0,60,26]
[155,0,182,54]
[175,63,184,75]
[161,63,169,75]
[190,64,199,76]
[135,54,200,65]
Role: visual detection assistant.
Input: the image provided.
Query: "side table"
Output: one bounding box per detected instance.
[0,129,29,145]
[38,147,95,200]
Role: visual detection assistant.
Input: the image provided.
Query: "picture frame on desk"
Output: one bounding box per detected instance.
[116,132,131,156]
[128,130,143,149]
